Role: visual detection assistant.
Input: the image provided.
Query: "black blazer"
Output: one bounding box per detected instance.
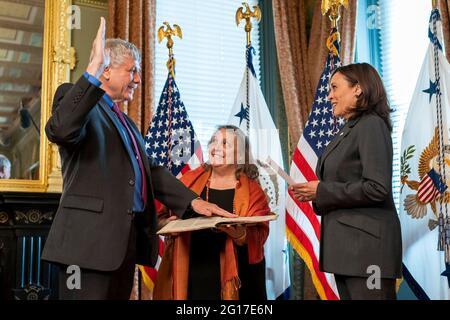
[42,76,197,271]
[313,113,402,279]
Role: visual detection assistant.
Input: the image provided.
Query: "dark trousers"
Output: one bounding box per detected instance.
[58,223,137,300]
[334,274,397,300]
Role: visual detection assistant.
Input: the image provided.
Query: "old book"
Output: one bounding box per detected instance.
[157,214,278,235]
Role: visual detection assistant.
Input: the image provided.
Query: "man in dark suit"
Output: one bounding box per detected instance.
[42,18,234,300]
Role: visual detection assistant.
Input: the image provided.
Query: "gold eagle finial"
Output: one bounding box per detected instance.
[157,22,182,52]
[321,0,349,28]
[157,22,182,77]
[236,2,261,46]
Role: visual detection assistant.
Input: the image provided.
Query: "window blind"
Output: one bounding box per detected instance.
[154,0,260,155]
[379,0,431,211]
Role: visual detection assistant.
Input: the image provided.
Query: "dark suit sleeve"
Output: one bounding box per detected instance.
[315,116,392,211]
[148,160,198,218]
[45,76,105,146]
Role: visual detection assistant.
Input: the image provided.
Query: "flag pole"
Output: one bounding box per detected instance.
[432,0,437,9]
[157,22,182,78]
[156,22,182,170]
[321,0,349,57]
[322,0,347,134]
[236,3,261,136]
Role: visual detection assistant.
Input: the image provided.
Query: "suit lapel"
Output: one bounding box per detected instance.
[125,115,151,177]
[318,116,361,175]
[98,99,155,206]
[99,99,152,179]
[320,125,350,165]
[98,99,135,167]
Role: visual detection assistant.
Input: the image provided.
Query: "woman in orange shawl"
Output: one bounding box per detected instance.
[154,125,270,300]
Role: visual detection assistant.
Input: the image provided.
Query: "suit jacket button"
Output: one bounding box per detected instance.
[129,179,135,186]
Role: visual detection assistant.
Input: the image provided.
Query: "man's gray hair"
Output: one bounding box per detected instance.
[105,38,141,67]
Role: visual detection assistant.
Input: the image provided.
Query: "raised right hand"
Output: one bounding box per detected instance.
[86,17,109,78]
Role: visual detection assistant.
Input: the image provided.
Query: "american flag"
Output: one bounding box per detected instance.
[285,28,344,300]
[144,72,203,177]
[139,64,203,293]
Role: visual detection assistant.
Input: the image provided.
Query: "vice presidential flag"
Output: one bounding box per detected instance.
[400,8,450,300]
[228,45,290,299]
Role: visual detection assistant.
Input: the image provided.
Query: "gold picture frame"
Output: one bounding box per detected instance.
[0,0,74,193]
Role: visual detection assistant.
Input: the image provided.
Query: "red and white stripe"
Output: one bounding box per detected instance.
[285,136,340,300]
[418,175,439,203]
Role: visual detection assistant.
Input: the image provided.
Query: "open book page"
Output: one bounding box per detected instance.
[264,156,296,185]
[157,214,278,235]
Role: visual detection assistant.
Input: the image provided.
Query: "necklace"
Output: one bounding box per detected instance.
[205,178,238,215]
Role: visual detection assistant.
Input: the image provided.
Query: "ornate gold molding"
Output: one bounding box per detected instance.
[15,209,53,224]
[0,211,8,224]
[53,45,76,70]
[73,0,108,9]
[47,0,74,193]
[0,0,73,193]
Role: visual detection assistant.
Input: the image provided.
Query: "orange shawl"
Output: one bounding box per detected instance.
[154,166,270,300]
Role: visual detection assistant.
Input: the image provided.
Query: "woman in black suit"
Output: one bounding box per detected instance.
[290,63,402,300]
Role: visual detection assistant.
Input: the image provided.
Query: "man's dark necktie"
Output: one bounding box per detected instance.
[112,102,147,207]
